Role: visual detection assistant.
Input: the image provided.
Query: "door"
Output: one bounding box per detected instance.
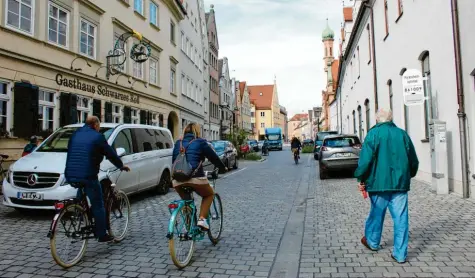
[133,128,159,190]
[110,128,139,193]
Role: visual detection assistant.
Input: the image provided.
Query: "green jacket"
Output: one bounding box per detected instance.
[354,121,419,192]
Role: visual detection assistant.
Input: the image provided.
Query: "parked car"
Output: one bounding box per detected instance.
[203,140,238,178]
[318,134,361,180]
[240,143,250,155]
[2,124,174,211]
[303,139,314,147]
[314,131,339,160]
[247,140,259,152]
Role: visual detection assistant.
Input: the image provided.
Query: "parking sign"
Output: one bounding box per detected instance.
[402,69,425,106]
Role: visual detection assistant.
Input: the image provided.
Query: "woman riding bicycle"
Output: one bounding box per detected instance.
[291,136,302,159]
[172,123,227,230]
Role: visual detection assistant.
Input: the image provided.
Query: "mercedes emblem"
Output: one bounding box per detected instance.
[27,174,39,186]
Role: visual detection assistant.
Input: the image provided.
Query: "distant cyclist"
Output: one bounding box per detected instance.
[291,136,302,159]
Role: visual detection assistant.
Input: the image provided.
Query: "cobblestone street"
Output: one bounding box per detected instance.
[1,149,475,277]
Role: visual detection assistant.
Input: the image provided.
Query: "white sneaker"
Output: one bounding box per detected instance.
[197,218,209,230]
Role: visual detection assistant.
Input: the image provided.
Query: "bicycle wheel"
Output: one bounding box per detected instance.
[108,190,131,242]
[50,204,89,268]
[169,205,195,269]
[208,194,223,245]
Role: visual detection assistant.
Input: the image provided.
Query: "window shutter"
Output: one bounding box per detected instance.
[70,94,78,124]
[93,99,102,120]
[13,82,39,138]
[105,102,113,123]
[59,92,71,127]
[123,106,132,123]
[147,111,152,125]
[140,110,146,124]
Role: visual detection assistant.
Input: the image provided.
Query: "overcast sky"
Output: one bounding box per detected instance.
[203,0,348,118]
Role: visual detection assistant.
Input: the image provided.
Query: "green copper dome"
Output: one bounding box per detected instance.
[322,20,334,40]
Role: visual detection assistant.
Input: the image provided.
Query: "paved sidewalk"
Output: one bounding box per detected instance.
[301,173,475,278]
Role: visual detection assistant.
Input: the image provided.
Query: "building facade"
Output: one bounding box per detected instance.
[236,81,251,134]
[197,0,210,139]
[179,0,206,133]
[320,20,340,131]
[287,113,310,140]
[279,105,288,141]
[205,5,219,140]
[218,57,233,138]
[0,0,190,162]
[335,0,475,197]
[248,80,280,140]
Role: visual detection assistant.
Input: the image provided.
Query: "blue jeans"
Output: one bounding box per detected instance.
[365,192,409,262]
[76,180,108,238]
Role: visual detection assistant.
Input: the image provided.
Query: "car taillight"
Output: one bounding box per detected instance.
[54,202,64,210]
[321,146,328,151]
[354,144,362,149]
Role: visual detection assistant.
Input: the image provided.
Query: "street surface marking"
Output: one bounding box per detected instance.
[221,167,247,179]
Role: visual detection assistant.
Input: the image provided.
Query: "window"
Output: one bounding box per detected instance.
[186,38,190,56]
[357,106,362,139]
[260,112,265,117]
[181,32,185,51]
[113,104,122,123]
[170,21,175,44]
[134,0,144,15]
[191,44,194,62]
[151,113,158,126]
[80,19,96,58]
[195,49,198,65]
[204,97,208,113]
[388,80,393,110]
[186,78,190,97]
[367,24,371,63]
[170,68,176,93]
[149,58,158,85]
[384,0,389,36]
[133,61,144,79]
[113,129,134,155]
[352,110,356,134]
[154,129,173,149]
[195,85,199,102]
[6,0,34,34]
[260,123,265,128]
[191,81,194,99]
[130,108,140,124]
[38,90,55,131]
[357,46,361,77]
[149,2,158,26]
[365,100,370,136]
[421,52,433,139]
[0,83,9,135]
[181,74,185,95]
[48,2,68,47]
[77,96,90,123]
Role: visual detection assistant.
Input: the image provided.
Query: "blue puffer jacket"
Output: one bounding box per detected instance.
[65,125,124,182]
[172,133,225,178]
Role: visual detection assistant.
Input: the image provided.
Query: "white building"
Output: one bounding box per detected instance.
[218,57,233,138]
[197,0,211,139]
[336,0,475,197]
[179,0,206,132]
[329,100,338,132]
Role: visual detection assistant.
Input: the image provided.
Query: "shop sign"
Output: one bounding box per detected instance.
[55,73,139,104]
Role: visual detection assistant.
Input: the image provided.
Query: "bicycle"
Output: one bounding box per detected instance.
[47,168,131,268]
[167,171,223,269]
[0,154,9,194]
[293,148,300,164]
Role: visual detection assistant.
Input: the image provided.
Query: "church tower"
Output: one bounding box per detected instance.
[322,19,335,74]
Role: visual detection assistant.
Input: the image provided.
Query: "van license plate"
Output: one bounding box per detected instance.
[335,153,351,157]
[17,192,44,200]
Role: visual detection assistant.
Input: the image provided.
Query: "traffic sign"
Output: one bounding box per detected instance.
[402,69,425,106]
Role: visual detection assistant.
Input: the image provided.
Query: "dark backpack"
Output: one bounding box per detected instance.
[172,139,202,182]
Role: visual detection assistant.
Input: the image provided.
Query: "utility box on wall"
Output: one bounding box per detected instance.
[429,120,449,194]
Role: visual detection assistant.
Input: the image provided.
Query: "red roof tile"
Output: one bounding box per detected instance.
[248,85,274,110]
[343,7,353,22]
[289,113,308,122]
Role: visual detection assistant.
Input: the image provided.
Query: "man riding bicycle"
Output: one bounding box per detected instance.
[291,136,302,159]
[65,116,130,243]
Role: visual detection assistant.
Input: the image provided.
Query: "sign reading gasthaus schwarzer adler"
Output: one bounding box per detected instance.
[402,69,425,106]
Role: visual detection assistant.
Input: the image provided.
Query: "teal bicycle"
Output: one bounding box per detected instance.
[166,171,223,269]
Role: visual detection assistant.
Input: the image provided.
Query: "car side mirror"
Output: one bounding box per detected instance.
[116,148,126,157]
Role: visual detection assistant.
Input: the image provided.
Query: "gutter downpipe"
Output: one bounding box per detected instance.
[450,0,470,198]
[364,0,379,111]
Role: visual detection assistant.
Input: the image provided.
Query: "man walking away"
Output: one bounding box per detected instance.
[65,116,130,242]
[354,108,419,264]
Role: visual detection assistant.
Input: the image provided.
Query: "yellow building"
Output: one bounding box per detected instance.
[248,79,281,140]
